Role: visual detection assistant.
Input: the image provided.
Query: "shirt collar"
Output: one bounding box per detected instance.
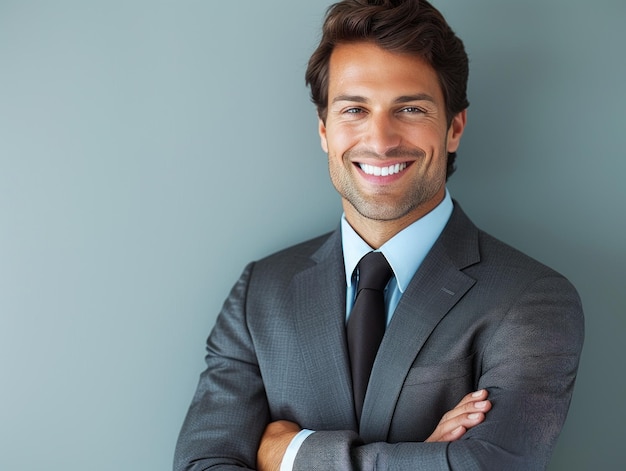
[341,189,453,292]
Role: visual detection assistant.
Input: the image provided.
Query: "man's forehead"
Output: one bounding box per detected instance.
[326,42,443,103]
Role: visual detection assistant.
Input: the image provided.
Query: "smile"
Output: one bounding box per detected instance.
[358,162,408,177]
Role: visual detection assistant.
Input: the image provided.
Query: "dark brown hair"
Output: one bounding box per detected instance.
[305,0,469,177]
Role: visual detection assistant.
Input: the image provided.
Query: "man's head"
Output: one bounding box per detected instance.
[306,0,469,178]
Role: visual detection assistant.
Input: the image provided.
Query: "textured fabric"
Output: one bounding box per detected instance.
[347,252,393,422]
[174,203,584,471]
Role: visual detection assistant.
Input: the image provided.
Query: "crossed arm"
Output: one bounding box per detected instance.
[175,263,584,470]
[257,389,492,471]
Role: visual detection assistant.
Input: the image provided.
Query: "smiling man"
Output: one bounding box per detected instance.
[174,1,584,470]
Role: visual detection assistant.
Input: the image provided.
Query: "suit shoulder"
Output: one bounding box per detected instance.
[236,230,341,309]
[472,229,583,312]
[446,204,571,283]
[477,229,560,277]
[249,230,338,279]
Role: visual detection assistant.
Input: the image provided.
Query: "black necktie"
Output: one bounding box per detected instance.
[347,251,393,422]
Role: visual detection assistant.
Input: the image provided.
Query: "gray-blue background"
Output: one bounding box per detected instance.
[1,1,623,469]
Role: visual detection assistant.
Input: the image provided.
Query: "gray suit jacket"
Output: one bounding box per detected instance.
[174,204,584,470]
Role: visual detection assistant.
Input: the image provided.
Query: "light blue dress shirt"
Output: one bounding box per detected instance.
[280,190,454,471]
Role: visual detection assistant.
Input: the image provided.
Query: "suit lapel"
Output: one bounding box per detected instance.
[291,229,357,430]
[360,204,480,441]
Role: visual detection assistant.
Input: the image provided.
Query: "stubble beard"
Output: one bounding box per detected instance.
[341,177,439,222]
[329,150,446,223]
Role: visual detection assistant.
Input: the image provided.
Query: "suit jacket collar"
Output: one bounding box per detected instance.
[438,200,481,270]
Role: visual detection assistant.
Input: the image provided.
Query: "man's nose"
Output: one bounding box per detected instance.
[364,113,402,156]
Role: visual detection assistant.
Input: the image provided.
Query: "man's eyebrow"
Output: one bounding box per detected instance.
[332,95,368,104]
[394,94,436,103]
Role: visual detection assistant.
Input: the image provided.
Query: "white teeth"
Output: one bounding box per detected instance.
[359,162,407,176]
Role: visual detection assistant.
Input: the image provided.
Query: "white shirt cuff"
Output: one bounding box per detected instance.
[279,429,315,471]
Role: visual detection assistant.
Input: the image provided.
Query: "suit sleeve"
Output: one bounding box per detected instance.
[174,262,268,471]
[293,275,585,471]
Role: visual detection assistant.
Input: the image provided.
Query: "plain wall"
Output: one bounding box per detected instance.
[0,1,623,469]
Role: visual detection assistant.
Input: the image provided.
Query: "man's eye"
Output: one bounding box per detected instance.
[345,107,364,114]
[401,107,426,113]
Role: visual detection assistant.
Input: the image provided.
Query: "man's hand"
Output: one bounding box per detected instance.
[257,420,301,471]
[426,389,492,442]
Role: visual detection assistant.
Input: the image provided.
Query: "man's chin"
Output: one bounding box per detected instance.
[349,201,416,223]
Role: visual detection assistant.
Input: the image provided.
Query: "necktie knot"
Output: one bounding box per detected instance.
[356,251,393,293]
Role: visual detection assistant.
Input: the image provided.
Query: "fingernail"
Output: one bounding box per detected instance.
[468,413,480,420]
[472,390,484,397]
[475,401,487,409]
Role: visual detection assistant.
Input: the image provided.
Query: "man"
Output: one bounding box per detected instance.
[174,1,584,470]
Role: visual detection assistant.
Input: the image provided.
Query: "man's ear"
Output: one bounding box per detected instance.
[318,117,329,153]
[447,109,467,153]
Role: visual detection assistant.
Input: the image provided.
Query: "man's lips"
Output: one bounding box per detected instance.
[357,162,410,177]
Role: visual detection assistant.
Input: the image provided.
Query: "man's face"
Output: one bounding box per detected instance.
[319,42,466,228]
